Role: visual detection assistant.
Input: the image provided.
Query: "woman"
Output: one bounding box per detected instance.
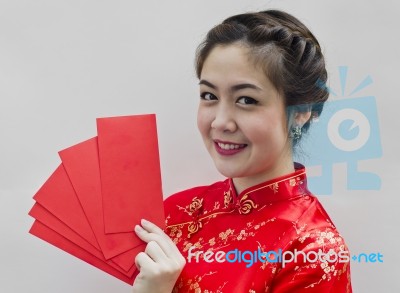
[132,10,352,293]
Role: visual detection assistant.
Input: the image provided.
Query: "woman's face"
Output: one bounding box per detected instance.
[197,44,293,188]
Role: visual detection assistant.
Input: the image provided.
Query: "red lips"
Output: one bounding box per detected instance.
[214,140,247,156]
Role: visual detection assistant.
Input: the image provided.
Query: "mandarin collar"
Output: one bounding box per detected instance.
[174,163,310,237]
[226,162,309,208]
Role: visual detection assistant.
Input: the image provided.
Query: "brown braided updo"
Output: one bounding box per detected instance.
[195,10,328,143]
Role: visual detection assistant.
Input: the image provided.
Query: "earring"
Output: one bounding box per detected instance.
[290,125,302,140]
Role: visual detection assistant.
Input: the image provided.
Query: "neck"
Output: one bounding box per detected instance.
[232,158,295,195]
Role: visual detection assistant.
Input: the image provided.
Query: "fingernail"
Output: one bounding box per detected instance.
[141,219,150,226]
[134,225,143,232]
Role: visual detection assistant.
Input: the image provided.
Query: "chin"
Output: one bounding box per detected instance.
[214,163,245,179]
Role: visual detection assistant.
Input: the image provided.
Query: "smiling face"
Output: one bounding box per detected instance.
[197,44,295,193]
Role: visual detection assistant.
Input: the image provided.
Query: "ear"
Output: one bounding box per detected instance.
[294,111,312,127]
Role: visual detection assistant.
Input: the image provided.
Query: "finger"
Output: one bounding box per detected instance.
[135,251,156,273]
[135,219,174,244]
[135,220,177,256]
[141,219,180,249]
[144,240,170,264]
[140,219,169,238]
[134,224,162,245]
[135,225,178,261]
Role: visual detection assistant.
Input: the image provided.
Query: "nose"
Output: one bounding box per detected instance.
[211,103,237,133]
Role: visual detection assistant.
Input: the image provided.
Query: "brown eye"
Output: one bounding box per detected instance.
[200,92,218,101]
[237,96,258,105]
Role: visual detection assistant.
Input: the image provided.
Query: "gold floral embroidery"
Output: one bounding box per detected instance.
[236,194,258,214]
[171,174,312,236]
[182,241,201,253]
[180,218,276,254]
[168,172,353,292]
[290,176,304,187]
[167,172,308,247]
[174,271,227,293]
[288,228,350,289]
[208,237,216,246]
[223,191,233,208]
[177,196,204,217]
[219,228,234,243]
[213,201,220,210]
[189,197,204,214]
[269,182,279,193]
[165,214,171,226]
[188,220,202,238]
[237,229,249,241]
[167,224,184,244]
[175,197,205,238]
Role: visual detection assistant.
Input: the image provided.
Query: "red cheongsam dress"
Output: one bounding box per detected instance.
[164,163,352,292]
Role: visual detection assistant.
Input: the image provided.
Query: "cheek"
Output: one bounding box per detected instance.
[197,106,211,137]
[243,114,287,146]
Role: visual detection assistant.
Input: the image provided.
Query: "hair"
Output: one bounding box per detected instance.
[195,10,329,146]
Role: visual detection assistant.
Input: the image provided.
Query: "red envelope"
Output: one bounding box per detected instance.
[29,220,138,285]
[97,114,164,233]
[28,203,138,277]
[29,114,166,285]
[33,164,99,249]
[59,137,142,259]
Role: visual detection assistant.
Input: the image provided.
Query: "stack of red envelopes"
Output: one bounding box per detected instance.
[28,114,165,285]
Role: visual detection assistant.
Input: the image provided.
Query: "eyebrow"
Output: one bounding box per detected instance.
[198,79,263,92]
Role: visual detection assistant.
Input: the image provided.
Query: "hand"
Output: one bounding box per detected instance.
[132,219,186,293]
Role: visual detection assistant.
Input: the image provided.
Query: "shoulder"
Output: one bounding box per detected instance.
[163,179,228,226]
[271,226,352,292]
[287,191,340,233]
[271,195,352,291]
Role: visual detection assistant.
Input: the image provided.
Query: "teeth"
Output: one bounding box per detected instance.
[217,143,243,150]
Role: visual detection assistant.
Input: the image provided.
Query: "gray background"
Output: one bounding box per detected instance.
[1,0,399,292]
